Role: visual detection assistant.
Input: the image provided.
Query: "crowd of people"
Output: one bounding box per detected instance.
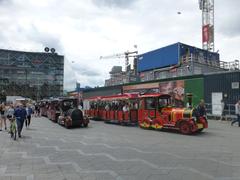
[0,102,37,138]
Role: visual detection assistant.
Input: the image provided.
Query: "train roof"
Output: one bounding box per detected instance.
[15,98,26,101]
[59,97,77,101]
[84,93,172,101]
[84,96,101,101]
[139,93,171,98]
[101,93,139,101]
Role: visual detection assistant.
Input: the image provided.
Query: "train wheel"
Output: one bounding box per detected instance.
[140,122,150,129]
[64,121,69,129]
[179,122,191,135]
[144,122,150,129]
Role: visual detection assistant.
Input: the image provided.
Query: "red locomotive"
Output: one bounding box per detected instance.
[84,93,208,134]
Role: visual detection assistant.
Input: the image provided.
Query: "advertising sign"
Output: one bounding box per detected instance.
[159,80,185,107]
[209,25,214,43]
[202,24,209,43]
[123,82,159,93]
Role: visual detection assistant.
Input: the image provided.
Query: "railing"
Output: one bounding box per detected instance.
[219,60,239,70]
[205,103,237,120]
[180,54,240,70]
[152,56,239,81]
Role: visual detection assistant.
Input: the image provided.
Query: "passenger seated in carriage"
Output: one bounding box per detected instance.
[123,103,130,112]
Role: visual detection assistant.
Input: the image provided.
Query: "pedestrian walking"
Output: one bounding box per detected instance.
[31,104,35,115]
[33,103,38,117]
[220,99,227,121]
[35,104,40,117]
[14,104,27,138]
[231,100,240,127]
[6,104,15,121]
[0,103,7,131]
[25,104,33,128]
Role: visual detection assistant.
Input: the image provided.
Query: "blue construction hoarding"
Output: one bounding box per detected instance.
[137,42,220,72]
[138,43,179,72]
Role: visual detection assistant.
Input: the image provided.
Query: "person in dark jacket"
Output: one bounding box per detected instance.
[197,99,206,117]
[14,104,27,137]
[25,104,33,128]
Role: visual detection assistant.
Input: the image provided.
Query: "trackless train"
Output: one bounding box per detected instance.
[84,93,208,134]
[40,97,89,128]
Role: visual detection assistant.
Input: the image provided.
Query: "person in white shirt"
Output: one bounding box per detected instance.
[123,103,129,112]
[25,104,33,128]
[231,100,240,127]
[105,104,110,111]
[7,104,15,119]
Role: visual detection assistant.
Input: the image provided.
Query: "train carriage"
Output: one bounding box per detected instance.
[84,93,139,125]
[101,93,139,125]
[47,99,61,122]
[83,96,101,120]
[39,99,49,117]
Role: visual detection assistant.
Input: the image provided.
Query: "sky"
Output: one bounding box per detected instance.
[0,0,240,91]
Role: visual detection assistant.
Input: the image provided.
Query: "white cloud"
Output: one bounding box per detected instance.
[0,0,240,90]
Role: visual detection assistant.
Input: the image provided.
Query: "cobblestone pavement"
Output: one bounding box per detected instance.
[0,117,240,180]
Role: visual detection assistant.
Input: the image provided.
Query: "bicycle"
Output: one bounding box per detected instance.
[9,117,17,140]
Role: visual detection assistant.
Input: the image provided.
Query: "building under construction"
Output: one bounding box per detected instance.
[138,42,239,82]
[104,42,239,85]
[0,49,64,100]
[105,66,138,86]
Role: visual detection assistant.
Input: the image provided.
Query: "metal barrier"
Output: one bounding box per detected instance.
[205,103,237,120]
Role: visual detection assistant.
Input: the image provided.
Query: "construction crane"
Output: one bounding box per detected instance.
[100,50,138,72]
[199,0,214,52]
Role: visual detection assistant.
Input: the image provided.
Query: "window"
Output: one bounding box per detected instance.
[159,98,169,107]
[130,100,139,110]
[145,97,157,109]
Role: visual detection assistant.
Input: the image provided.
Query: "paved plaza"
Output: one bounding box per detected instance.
[0,117,240,180]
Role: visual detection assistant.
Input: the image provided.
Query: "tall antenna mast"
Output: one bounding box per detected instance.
[199,0,214,52]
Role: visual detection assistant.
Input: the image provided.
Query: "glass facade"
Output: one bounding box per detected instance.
[0,49,64,100]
